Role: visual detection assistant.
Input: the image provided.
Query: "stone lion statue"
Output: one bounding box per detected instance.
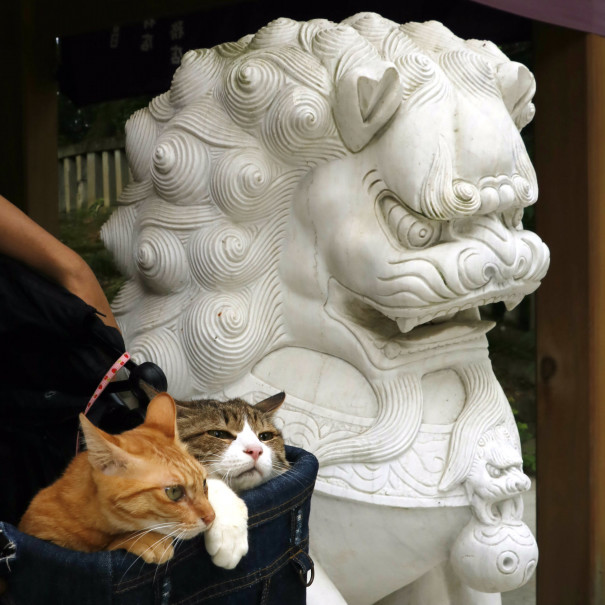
[102,12,549,604]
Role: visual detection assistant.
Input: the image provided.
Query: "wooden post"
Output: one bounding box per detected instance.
[62,158,71,214]
[102,150,111,207]
[86,152,99,208]
[534,23,605,605]
[114,149,124,199]
[75,155,85,210]
[0,0,58,234]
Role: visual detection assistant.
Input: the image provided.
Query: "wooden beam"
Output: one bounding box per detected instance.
[534,23,605,605]
[587,32,605,605]
[40,0,246,37]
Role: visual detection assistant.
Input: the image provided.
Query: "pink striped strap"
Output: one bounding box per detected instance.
[76,351,131,453]
[82,351,131,415]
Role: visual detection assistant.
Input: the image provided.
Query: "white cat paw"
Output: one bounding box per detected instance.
[204,479,249,569]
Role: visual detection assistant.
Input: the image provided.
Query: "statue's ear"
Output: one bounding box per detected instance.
[496,62,536,130]
[334,61,403,153]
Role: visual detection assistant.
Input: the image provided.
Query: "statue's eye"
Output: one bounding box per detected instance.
[380,195,441,249]
[208,430,235,440]
[486,464,503,479]
[165,485,185,501]
[397,214,441,249]
[258,432,274,441]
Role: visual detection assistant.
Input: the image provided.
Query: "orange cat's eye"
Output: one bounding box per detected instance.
[165,485,185,501]
[208,430,234,440]
[258,432,274,441]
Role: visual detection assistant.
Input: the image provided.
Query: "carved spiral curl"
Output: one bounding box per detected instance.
[344,12,397,52]
[129,329,190,399]
[261,48,332,96]
[171,99,257,150]
[181,288,282,392]
[440,50,500,99]
[151,130,211,205]
[100,204,138,277]
[312,24,378,80]
[382,28,419,63]
[215,38,251,59]
[249,18,301,49]
[109,279,144,318]
[512,174,535,206]
[188,222,260,289]
[420,139,481,219]
[135,226,190,294]
[400,21,464,55]
[261,86,342,164]
[170,49,223,108]
[148,91,175,122]
[209,148,275,220]
[298,19,333,54]
[222,56,283,128]
[125,109,157,181]
[117,180,154,205]
[512,138,538,207]
[312,23,359,62]
[396,53,438,101]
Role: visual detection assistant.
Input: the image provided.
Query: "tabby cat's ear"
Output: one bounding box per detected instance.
[145,392,177,440]
[254,392,286,415]
[80,414,133,475]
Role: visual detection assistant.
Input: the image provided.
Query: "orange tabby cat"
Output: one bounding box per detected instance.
[19,392,248,566]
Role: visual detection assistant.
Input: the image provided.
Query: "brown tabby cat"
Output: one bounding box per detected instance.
[19,392,249,567]
[176,392,290,493]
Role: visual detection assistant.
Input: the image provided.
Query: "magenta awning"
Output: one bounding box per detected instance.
[471,0,605,36]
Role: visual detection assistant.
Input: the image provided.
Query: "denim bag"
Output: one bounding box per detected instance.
[0,445,318,605]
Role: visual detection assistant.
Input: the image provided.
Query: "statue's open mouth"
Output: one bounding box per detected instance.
[325,278,538,366]
[387,289,530,334]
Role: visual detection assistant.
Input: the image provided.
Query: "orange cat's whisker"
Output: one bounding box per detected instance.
[111,523,178,550]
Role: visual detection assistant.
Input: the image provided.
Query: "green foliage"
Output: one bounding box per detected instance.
[59,93,152,146]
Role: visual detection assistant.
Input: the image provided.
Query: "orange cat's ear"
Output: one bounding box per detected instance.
[80,414,132,475]
[145,392,177,440]
[254,392,286,415]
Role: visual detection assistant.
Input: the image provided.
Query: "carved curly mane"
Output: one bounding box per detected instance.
[102,12,529,407]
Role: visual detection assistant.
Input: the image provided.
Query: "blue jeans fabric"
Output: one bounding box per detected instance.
[0,446,318,605]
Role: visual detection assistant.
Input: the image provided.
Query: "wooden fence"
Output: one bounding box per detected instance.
[58,137,131,213]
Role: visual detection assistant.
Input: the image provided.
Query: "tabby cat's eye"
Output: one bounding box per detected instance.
[208,430,235,440]
[165,485,185,501]
[258,432,274,441]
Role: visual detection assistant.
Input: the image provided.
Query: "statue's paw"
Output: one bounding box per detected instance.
[450,518,538,592]
[204,479,249,569]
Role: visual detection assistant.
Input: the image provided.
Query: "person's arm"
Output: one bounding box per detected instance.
[0,195,119,330]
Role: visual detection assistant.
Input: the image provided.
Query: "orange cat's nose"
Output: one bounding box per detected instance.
[245,446,262,461]
[202,510,216,525]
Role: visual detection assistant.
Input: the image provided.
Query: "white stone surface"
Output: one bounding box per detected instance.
[102,13,549,603]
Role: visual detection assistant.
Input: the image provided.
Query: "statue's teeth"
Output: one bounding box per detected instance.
[504,294,524,311]
[396,317,418,333]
